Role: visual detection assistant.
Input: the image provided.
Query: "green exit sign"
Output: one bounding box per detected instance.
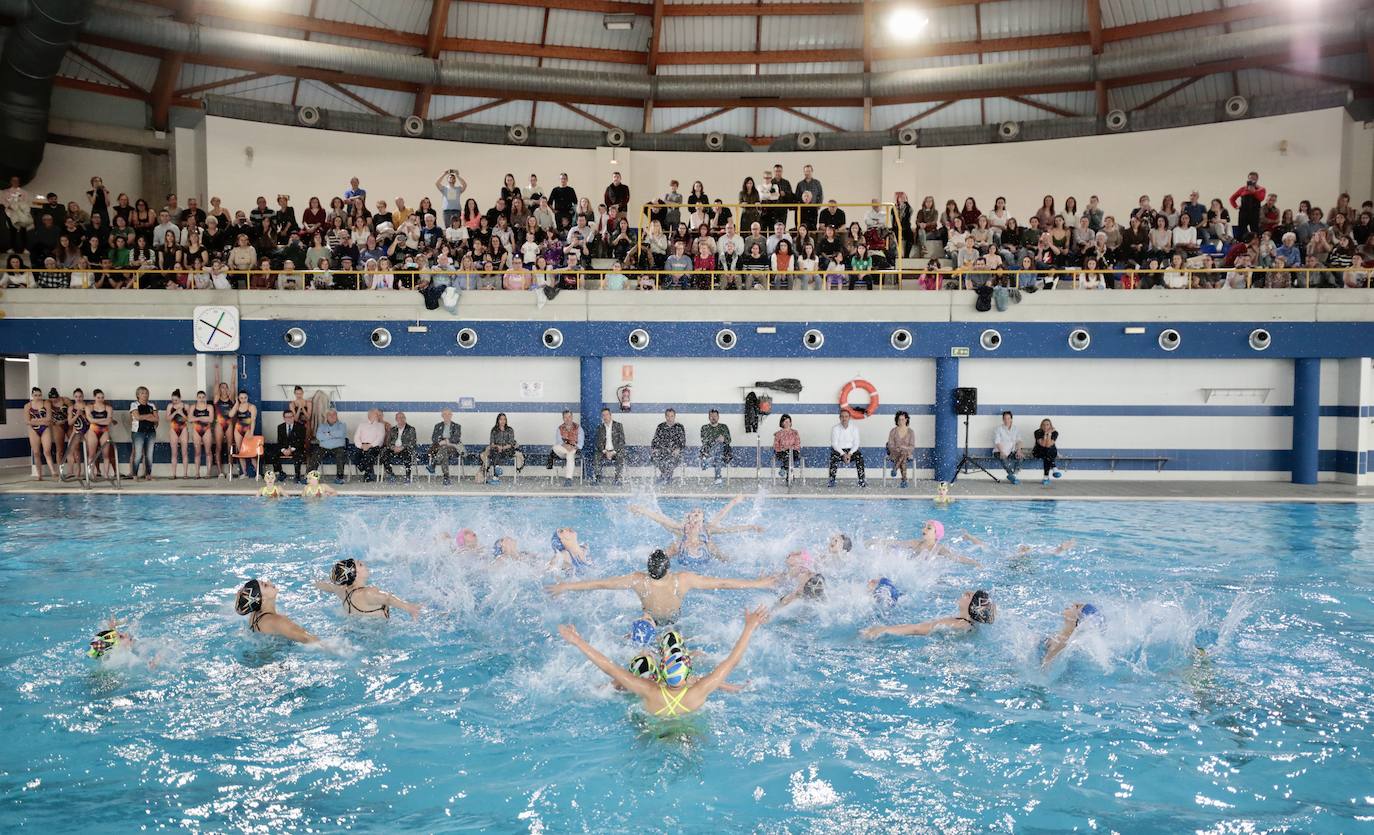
[951,347,970,357]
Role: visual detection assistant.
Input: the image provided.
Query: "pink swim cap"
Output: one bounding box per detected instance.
[926,520,945,541]
[792,549,815,569]
[456,528,477,547]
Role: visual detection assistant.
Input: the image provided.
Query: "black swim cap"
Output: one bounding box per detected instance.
[235,579,263,615]
[332,558,358,586]
[647,549,670,580]
[837,534,852,552]
[47,387,59,398]
[802,574,826,600]
[968,589,993,624]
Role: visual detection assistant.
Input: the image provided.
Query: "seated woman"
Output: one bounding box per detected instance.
[885,410,915,488]
[772,413,801,477]
[860,589,995,639]
[314,559,420,619]
[478,412,524,484]
[234,578,318,643]
[1032,419,1062,486]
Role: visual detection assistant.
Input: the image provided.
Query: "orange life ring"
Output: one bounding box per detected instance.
[839,379,878,420]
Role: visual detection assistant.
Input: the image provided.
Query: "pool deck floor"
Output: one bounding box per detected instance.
[2,467,1370,502]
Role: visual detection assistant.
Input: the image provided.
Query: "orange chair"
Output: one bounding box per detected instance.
[232,435,265,480]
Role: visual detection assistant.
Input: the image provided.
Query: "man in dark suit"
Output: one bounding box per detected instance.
[650,408,686,485]
[383,411,418,481]
[592,407,626,485]
[268,409,307,482]
[428,407,463,486]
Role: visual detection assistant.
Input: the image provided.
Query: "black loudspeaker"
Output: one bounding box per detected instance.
[953,387,978,416]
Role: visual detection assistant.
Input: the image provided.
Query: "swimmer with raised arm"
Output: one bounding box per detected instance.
[1041,602,1101,666]
[547,548,777,626]
[629,495,764,566]
[860,589,995,639]
[314,559,421,620]
[774,550,826,611]
[868,520,982,567]
[85,615,134,660]
[558,605,770,717]
[548,528,591,573]
[234,579,318,643]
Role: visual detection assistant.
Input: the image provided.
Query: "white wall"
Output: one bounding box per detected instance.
[28,142,143,212]
[885,109,1349,224]
[2,357,34,466]
[1340,113,1374,208]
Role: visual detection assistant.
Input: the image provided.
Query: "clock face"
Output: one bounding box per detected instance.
[193,305,241,352]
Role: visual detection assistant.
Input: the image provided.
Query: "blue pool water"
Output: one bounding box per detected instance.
[1,494,1371,833]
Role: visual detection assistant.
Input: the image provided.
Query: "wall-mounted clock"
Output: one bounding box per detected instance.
[193,305,240,352]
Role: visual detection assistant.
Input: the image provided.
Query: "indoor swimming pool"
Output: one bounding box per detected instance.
[0,494,1370,833]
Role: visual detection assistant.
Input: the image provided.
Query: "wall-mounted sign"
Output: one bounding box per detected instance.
[622,364,634,381]
[457,397,476,411]
[950,347,970,358]
[520,381,544,399]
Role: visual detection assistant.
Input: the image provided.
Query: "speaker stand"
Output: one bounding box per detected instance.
[952,413,1000,483]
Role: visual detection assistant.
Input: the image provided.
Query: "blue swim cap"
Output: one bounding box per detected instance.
[873,578,902,605]
[551,532,565,553]
[661,651,691,687]
[630,617,658,646]
[492,542,504,558]
[1077,603,1102,625]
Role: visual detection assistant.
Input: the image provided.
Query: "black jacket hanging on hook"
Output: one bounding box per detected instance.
[744,391,760,433]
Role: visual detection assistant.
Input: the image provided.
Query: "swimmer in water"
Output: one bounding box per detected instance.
[629,495,764,567]
[868,577,902,608]
[558,605,770,718]
[234,579,318,643]
[774,550,826,611]
[823,533,853,562]
[548,528,591,573]
[313,558,421,620]
[490,536,534,562]
[1016,539,1075,557]
[1041,602,1100,666]
[300,470,337,498]
[547,548,778,627]
[86,615,134,660]
[860,589,995,639]
[868,520,981,567]
[258,470,289,499]
[450,528,479,553]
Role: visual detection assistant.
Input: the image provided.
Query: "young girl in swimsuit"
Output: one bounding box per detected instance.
[212,382,234,477]
[26,387,56,480]
[63,388,88,479]
[189,390,214,477]
[860,589,996,639]
[300,470,337,498]
[83,389,115,479]
[313,559,420,620]
[629,495,764,567]
[46,388,69,476]
[165,389,190,478]
[230,391,256,475]
[234,579,318,643]
[287,385,312,438]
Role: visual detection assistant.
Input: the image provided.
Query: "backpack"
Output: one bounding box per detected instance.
[974,285,994,312]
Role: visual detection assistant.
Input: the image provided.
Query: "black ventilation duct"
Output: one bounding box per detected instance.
[0,0,93,184]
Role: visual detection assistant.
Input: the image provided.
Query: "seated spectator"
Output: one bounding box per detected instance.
[592,407,625,485]
[428,407,462,486]
[310,406,348,483]
[1172,212,1200,255]
[478,412,523,483]
[863,199,886,231]
[827,408,866,488]
[546,409,584,486]
[650,408,686,484]
[886,410,915,488]
[382,411,416,480]
[992,410,1022,484]
[773,414,801,477]
[1031,419,1061,486]
[352,408,386,482]
[268,409,306,483]
[1161,252,1189,289]
[1,254,33,288]
[699,408,731,484]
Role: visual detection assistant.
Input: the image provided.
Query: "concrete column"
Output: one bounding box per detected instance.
[238,354,261,429]
[1291,357,1320,484]
[934,356,959,482]
[580,356,602,478]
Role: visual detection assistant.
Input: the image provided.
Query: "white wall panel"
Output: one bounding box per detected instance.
[29,143,143,217]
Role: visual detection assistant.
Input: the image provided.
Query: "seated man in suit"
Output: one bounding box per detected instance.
[382,411,417,481]
[650,408,686,485]
[592,407,625,485]
[428,407,463,486]
[268,409,307,483]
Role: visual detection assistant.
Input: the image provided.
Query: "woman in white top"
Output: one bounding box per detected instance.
[794,240,821,291]
[1079,256,1106,290]
[349,216,371,247]
[1,254,33,287]
[987,196,1010,232]
[1149,216,1173,259]
[945,216,968,251]
[1171,212,1199,255]
[1160,252,1189,289]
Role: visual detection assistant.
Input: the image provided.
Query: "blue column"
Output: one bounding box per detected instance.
[1291,357,1319,484]
[238,354,262,428]
[580,356,602,469]
[934,356,959,482]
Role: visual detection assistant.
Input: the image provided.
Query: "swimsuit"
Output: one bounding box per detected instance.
[673,529,712,569]
[191,406,212,435]
[343,586,390,618]
[89,407,109,437]
[214,399,234,430]
[234,408,253,433]
[28,404,47,435]
[70,405,89,435]
[169,406,188,434]
[654,684,691,717]
[50,402,68,424]
[249,612,266,632]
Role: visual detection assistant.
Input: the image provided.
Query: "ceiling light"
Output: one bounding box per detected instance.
[886,7,930,41]
[603,13,635,30]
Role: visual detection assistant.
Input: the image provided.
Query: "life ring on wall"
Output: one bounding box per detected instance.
[839,379,878,419]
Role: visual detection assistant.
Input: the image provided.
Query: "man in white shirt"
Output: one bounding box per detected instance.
[827,409,867,488]
[547,409,585,486]
[863,199,886,231]
[716,222,744,258]
[766,222,792,255]
[353,408,387,482]
[152,210,179,249]
[992,409,1023,484]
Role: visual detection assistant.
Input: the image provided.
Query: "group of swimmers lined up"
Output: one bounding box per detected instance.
[88,497,1098,719]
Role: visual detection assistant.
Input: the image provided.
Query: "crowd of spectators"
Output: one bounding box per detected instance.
[2,167,1370,291]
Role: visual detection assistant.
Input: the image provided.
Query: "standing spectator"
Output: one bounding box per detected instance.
[773,413,801,478]
[344,177,366,202]
[269,409,306,483]
[128,386,159,480]
[796,165,822,229]
[352,408,386,482]
[771,163,793,226]
[651,408,686,484]
[310,408,348,484]
[592,407,625,485]
[827,408,866,488]
[550,173,577,229]
[886,410,915,489]
[604,172,629,215]
[1032,419,1061,486]
[699,409,731,485]
[547,409,584,487]
[1229,171,1266,240]
[429,407,462,486]
[662,180,683,229]
[478,412,523,484]
[993,409,1023,484]
[436,169,467,228]
[383,412,417,481]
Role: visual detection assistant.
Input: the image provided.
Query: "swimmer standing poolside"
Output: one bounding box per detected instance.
[860,589,995,639]
[235,579,318,643]
[558,605,770,718]
[314,559,421,619]
[868,520,982,567]
[547,548,777,624]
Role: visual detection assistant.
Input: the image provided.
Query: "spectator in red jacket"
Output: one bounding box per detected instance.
[1229,171,1266,240]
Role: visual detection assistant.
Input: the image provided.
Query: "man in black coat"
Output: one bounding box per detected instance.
[650,408,686,484]
[591,407,626,485]
[268,410,307,482]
